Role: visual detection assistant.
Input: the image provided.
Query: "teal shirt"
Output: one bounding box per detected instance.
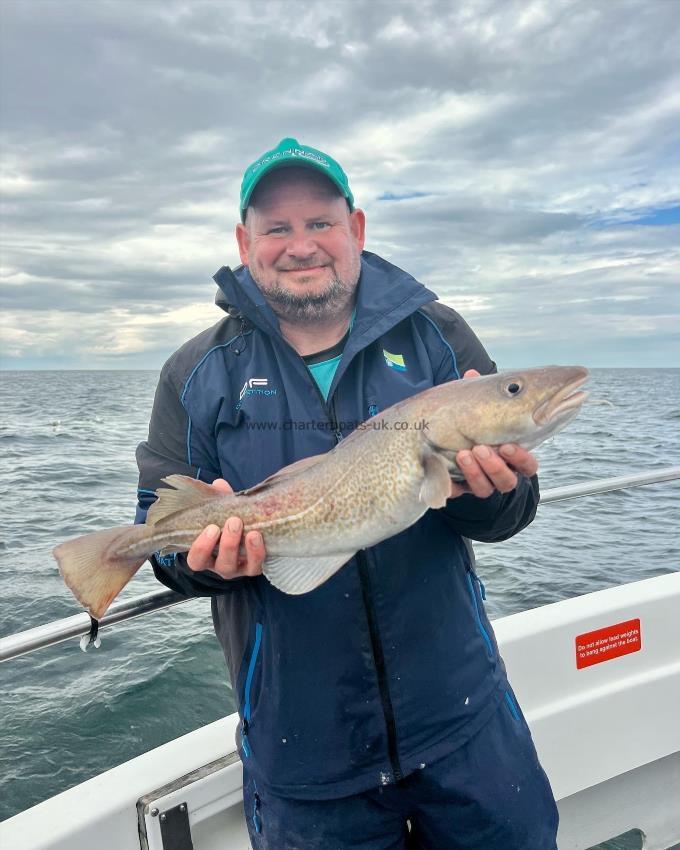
[304,310,355,401]
[307,354,343,401]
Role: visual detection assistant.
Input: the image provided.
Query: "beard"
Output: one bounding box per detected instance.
[253,261,360,324]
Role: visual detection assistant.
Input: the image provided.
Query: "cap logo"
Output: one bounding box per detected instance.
[250,147,330,175]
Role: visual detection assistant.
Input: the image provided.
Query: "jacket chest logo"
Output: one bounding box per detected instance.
[383,350,407,372]
[236,377,278,410]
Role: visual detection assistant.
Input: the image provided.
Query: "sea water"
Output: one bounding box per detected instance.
[1,368,679,841]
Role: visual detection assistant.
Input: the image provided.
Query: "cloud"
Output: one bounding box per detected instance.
[1,0,678,368]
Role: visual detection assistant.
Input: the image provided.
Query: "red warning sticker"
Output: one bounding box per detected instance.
[575,619,642,669]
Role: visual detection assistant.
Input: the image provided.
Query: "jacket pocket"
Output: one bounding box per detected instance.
[465,566,494,660]
[240,622,263,758]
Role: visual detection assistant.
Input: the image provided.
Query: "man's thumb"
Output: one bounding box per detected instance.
[212,478,233,493]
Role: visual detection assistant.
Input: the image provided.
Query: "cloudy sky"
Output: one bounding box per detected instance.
[1,0,678,369]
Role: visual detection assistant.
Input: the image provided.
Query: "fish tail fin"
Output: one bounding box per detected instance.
[53,525,150,619]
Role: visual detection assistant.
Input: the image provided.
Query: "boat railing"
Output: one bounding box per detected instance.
[1,466,678,664]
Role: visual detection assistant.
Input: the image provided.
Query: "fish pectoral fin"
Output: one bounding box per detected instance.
[147,475,222,527]
[263,552,356,595]
[419,452,452,509]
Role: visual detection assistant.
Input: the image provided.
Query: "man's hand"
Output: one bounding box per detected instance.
[449,369,539,500]
[187,479,265,579]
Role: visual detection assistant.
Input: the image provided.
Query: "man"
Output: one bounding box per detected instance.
[136,137,559,849]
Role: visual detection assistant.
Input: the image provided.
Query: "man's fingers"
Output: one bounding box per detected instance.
[462,369,481,379]
[499,444,539,477]
[472,445,518,493]
[453,442,539,499]
[456,446,521,497]
[243,531,265,576]
[186,479,266,579]
[456,449,496,498]
[209,519,265,579]
[214,516,244,575]
[187,524,221,571]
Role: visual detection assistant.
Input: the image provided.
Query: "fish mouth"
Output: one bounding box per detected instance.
[533,371,589,426]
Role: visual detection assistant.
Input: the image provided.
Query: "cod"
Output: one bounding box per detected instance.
[54,366,588,619]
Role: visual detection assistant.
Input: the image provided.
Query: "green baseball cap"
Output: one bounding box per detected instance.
[239,137,354,222]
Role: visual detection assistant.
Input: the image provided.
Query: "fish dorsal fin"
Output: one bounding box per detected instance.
[238,452,328,496]
[146,475,221,526]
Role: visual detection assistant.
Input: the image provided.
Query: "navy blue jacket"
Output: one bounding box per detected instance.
[136,252,539,800]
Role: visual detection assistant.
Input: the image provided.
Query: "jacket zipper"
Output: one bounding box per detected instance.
[324,386,401,780]
[301,352,344,443]
[305,357,402,778]
[357,550,403,782]
[328,393,343,443]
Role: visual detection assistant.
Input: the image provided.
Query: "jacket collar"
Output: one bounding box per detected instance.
[213,251,438,348]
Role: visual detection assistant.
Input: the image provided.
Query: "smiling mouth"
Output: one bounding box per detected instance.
[533,372,589,425]
[282,266,326,273]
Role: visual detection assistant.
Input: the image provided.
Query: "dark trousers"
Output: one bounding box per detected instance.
[243,696,559,849]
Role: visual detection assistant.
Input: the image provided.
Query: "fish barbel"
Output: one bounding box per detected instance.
[54,365,588,619]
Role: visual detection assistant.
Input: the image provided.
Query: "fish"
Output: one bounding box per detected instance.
[53,365,588,619]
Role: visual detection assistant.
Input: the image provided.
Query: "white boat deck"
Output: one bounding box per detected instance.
[3,571,679,850]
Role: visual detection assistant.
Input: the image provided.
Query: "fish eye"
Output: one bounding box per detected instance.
[504,380,523,396]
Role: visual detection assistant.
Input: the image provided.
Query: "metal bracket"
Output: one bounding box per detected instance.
[79,616,101,652]
[136,750,240,850]
[158,802,194,850]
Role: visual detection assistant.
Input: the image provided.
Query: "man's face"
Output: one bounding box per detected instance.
[235,169,366,324]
